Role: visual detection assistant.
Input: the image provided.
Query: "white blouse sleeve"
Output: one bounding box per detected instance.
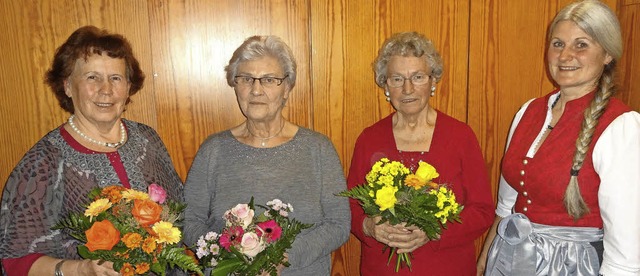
[495,99,536,218]
[593,111,640,276]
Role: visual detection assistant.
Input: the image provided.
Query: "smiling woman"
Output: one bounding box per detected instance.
[347,31,494,275]
[0,26,184,276]
[478,1,640,275]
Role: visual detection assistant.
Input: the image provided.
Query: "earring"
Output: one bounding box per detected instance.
[384,90,391,102]
[430,86,436,97]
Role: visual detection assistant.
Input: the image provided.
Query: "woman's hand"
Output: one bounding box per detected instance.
[393,224,436,254]
[77,259,119,276]
[29,256,118,276]
[258,253,288,276]
[363,216,433,252]
[476,216,502,276]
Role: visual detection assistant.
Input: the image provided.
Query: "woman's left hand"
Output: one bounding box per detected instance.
[258,253,288,276]
[390,224,439,253]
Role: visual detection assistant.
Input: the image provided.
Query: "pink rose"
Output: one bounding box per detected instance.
[239,232,265,257]
[230,204,254,228]
[148,183,167,204]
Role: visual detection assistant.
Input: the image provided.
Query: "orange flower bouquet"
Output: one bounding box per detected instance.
[53,184,202,276]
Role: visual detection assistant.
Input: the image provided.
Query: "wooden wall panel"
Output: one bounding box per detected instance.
[618,0,640,111]
[311,1,470,274]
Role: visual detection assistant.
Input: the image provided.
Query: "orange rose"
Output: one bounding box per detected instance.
[131,199,162,227]
[85,220,121,252]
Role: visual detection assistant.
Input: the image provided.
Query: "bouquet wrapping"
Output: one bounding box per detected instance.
[53,184,202,276]
[338,158,463,271]
[194,197,312,276]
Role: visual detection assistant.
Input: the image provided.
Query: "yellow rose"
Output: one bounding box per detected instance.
[375,185,398,211]
[415,161,439,182]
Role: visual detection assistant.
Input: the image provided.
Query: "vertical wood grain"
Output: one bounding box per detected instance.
[618,1,640,111]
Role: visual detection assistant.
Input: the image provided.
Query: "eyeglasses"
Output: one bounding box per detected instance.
[234,75,288,88]
[386,73,431,88]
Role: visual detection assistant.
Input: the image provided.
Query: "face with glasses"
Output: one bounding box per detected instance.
[385,55,434,116]
[233,56,290,122]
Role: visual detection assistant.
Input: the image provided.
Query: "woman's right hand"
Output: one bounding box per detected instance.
[77,259,119,276]
[362,216,411,246]
[476,216,503,276]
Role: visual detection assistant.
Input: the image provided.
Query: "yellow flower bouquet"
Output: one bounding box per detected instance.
[338,158,462,271]
[53,184,202,276]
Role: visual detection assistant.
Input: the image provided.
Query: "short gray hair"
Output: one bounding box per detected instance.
[225,35,297,88]
[373,32,443,88]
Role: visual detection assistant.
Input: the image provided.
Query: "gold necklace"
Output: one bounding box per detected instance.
[246,121,285,147]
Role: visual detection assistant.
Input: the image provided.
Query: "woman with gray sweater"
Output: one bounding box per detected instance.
[183,35,350,275]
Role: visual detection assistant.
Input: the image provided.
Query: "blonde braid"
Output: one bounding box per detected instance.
[564,68,615,219]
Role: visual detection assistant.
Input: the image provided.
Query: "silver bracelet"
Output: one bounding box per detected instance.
[54,260,65,276]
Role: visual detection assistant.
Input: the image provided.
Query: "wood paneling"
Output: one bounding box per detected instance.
[618,2,640,111]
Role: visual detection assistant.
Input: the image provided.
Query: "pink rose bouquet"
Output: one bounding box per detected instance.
[194,198,311,276]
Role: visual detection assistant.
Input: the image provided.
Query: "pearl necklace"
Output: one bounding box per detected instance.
[247,121,285,147]
[68,115,127,148]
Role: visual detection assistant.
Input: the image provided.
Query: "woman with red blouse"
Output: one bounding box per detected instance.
[347,31,494,275]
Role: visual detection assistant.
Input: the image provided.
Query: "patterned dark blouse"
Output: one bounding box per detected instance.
[0,119,183,262]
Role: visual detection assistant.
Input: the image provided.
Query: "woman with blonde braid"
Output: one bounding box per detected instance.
[477,1,640,275]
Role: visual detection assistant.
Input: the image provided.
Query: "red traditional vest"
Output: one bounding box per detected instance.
[502,91,631,227]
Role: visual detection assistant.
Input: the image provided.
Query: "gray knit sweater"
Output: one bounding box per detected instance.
[184,127,350,275]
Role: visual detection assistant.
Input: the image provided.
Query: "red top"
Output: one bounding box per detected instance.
[347,111,494,275]
[502,91,631,227]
